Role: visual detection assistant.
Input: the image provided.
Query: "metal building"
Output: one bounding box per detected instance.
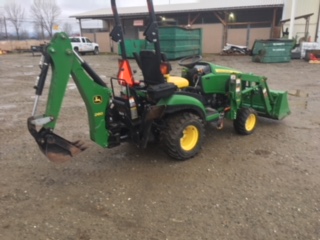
[71,0,320,53]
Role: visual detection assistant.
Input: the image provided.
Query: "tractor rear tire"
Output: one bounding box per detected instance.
[161,112,204,160]
[233,108,257,135]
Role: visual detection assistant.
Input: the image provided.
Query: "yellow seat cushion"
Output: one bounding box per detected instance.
[165,75,189,88]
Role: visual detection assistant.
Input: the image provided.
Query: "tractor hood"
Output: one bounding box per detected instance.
[209,63,242,75]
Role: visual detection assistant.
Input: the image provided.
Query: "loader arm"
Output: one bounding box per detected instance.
[28,32,112,163]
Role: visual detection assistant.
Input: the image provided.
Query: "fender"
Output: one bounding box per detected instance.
[157,94,206,119]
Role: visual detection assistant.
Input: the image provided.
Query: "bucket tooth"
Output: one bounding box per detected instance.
[72,140,88,151]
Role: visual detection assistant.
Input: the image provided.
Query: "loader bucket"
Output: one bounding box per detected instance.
[269,90,291,120]
[27,117,87,163]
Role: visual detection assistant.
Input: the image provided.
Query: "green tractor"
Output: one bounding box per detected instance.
[27,0,290,163]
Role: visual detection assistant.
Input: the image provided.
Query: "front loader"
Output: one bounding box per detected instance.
[27,0,290,163]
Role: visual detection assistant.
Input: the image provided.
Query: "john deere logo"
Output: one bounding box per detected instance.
[93,96,102,104]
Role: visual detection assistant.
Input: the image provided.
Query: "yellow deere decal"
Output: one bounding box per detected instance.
[94,112,104,117]
[215,69,241,74]
[93,95,102,104]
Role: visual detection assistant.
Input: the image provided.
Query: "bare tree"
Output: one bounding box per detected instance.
[62,22,73,36]
[30,0,61,38]
[0,17,9,39]
[33,21,43,40]
[4,1,25,40]
[20,29,29,40]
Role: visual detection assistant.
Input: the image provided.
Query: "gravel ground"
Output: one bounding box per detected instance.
[0,52,319,240]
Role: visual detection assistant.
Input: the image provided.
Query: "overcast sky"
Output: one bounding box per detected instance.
[0,0,198,16]
[0,0,197,34]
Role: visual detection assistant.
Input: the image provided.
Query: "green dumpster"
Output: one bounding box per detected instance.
[251,39,294,63]
[146,26,202,60]
[118,39,146,58]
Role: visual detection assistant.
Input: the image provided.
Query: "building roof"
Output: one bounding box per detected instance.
[71,0,284,19]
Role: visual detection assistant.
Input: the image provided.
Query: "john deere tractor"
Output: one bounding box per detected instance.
[27,0,290,163]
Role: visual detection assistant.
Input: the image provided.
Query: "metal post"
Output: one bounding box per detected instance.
[79,19,83,36]
[270,8,277,38]
[305,17,310,41]
[223,12,228,48]
[288,0,297,39]
[246,24,251,47]
[315,1,320,43]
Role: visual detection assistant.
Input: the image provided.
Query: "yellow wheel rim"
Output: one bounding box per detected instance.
[180,125,199,151]
[245,113,256,131]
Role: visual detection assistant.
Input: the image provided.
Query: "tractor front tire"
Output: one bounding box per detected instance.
[233,108,257,135]
[161,113,204,160]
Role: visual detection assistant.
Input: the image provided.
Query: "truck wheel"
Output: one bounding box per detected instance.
[93,47,99,55]
[74,47,79,54]
[233,108,257,135]
[161,112,204,160]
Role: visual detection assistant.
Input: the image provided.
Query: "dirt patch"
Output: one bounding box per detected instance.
[0,53,320,239]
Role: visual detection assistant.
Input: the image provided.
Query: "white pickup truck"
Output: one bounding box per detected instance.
[70,36,99,55]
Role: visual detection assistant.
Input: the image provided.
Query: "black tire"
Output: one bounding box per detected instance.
[93,47,99,55]
[161,112,204,160]
[74,47,79,54]
[233,108,257,135]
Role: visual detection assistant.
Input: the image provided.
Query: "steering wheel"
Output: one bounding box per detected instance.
[178,55,202,68]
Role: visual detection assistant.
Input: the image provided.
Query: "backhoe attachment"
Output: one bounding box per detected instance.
[27,43,87,163]
[28,32,112,163]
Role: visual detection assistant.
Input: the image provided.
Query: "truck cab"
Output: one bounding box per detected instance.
[70,36,99,55]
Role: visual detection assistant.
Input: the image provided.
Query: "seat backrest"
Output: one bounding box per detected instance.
[139,50,165,85]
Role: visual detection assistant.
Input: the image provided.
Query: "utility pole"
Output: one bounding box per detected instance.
[40,19,45,40]
[4,16,8,39]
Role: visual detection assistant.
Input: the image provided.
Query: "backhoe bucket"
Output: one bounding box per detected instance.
[28,117,87,163]
[269,90,291,120]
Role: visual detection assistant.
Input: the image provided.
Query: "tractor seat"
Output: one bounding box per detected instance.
[138,50,189,89]
[139,50,165,85]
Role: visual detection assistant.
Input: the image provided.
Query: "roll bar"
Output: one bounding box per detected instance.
[144,0,162,63]
[110,0,127,59]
